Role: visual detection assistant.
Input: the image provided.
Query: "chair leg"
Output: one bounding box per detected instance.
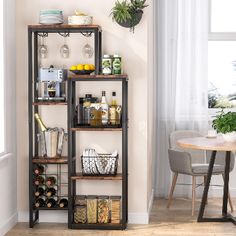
[222,174,234,212]
[192,176,196,216]
[204,175,208,205]
[167,173,178,208]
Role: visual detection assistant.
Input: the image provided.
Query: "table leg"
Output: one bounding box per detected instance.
[198,150,216,222]
[222,151,231,216]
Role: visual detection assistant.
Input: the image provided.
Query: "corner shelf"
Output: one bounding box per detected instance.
[71,173,123,180]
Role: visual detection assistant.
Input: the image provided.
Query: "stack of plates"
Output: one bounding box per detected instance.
[39,10,64,25]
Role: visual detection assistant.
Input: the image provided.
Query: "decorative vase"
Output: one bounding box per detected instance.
[222,131,236,142]
[117,10,143,29]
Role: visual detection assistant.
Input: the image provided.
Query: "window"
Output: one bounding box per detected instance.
[0,0,4,154]
[208,0,236,108]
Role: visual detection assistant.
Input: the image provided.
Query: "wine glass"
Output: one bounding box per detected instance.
[82,43,94,58]
[60,36,70,58]
[38,36,48,59]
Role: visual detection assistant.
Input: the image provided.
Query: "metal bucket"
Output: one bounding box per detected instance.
[44,129,59,157]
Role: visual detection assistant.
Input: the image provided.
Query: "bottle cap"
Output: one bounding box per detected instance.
[113,54,120,58]
[112,92,116,96]
[103,54,110,58]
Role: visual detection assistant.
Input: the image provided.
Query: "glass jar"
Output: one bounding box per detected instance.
[74,205,87,224]
[110,196,121,224]
[102,54,112,75]
[87,196,97,224]
[90,103,102,126]
[97,196,110,223]
[74,195,87,206]
[112,54,122,75]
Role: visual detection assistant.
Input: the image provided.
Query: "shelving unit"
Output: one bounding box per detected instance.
[28,24,128,230]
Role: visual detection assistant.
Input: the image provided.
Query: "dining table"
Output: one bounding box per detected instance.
[177,136,236,225]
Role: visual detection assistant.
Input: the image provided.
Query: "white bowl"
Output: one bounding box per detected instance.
[68,15,93,25]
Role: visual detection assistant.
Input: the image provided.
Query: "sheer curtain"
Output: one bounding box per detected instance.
[155,0,209,196]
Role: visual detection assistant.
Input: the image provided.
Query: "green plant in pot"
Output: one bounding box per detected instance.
[110,0,148,32]
[212,110,236,142]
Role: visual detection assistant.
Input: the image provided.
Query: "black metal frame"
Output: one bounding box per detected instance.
[198,150,236,225]
[28,25,102,228]
[67,77,128,230]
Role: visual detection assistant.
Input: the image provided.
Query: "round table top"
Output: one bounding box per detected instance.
[177,136,236,151]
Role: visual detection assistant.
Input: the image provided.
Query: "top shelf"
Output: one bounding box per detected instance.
[28,24,102,32]
[68,74,128,81]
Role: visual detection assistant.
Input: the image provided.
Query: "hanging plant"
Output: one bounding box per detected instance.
[110,0,148,32]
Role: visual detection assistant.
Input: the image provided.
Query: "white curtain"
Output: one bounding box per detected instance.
[155,0,209,196]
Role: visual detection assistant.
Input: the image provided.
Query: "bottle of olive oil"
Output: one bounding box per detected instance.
[109,92,118,125]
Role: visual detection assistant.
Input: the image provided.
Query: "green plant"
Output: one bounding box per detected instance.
[110,0,148,32]
[212,110,236,133]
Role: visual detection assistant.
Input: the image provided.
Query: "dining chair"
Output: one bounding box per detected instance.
[167,130,235,216]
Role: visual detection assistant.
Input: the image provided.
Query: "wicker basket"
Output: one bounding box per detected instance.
[81,154,118,176]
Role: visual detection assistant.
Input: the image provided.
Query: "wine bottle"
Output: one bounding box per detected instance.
[34,113,47,132]
[58,198,68,208]
[35,197,45,208]
[45,187,56,197]
[46,176,56,186]
[46,198,56,208]
[34,165,45,175]
[101,91,108,125]
[109,91,118,125]
[34,187,45,197]
[34,176,45,186]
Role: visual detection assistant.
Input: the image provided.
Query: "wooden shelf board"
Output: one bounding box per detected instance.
[34,207,68,211]
[71,223,124,230]
[71,173,122,180]
[28,24,101,30]
[32,156,68,164]
[71,127,122,131]
[68,74,128,80]
[33,102,67,106]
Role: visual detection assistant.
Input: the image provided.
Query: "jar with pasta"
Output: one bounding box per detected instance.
[87,196,97,224]
[110,196,121,224]
[97,196,110,223]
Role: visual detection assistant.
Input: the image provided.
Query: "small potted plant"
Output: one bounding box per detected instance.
[212,110,236,142]
[110,0,148,32]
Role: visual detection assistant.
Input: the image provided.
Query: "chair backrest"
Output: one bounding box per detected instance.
[169,130,205,164]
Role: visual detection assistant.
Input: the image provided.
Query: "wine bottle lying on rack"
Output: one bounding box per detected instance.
[45,187,56,197]
[46,176,56,186]
[34,176,45,186]
[58,198,68,208]
[35,187,45,197]
[34,165,45,175]
[35,197,45,208]
[46,198,56,208]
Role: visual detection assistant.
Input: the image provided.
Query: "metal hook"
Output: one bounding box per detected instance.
[81,32,92,37]
[38,32,48,38]
[58,32,70,37]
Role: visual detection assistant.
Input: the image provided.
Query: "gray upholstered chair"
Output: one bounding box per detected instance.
[167,130,235,216]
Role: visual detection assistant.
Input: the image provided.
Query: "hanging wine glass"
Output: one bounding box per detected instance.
[82,33,93,58]
[60,36,70,59]
[38,36,48,59]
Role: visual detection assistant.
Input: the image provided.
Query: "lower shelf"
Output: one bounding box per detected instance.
[71,223,126,230]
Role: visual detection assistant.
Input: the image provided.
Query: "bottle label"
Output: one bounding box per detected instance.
[112,58,122,75]
[102,58,112,75]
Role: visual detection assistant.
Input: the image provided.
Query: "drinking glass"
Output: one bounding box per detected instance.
[38,37,48,59]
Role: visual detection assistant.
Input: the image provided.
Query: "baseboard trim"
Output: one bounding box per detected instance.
[0,212,18,236]
[18,211,150,225]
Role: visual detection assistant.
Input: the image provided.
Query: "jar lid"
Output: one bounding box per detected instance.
[113,54,120,58]
[110,196,121,200]
[103,54,110,58]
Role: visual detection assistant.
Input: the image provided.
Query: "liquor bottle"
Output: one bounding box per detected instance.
[58,198,68,208]
[45,187,56,197]
[109,91,118,125]
[46,198,56,208]
[34,165,45,175]
[34,187,45,197]
[34,113,47,132]
[34,176,45,186]
[35,197,45,208]
[46,176,56,186]
[101,91,108,125]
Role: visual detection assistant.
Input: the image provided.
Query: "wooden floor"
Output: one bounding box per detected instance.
[7,198,236,236]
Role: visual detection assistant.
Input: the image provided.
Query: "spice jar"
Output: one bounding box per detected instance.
[87,196,97,224]
[97,196,110,223]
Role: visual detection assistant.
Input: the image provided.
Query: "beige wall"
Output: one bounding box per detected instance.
[16,0,152,222]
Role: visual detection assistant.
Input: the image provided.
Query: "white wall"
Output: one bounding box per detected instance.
[0,0,17,235]
[16,0,153,224]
